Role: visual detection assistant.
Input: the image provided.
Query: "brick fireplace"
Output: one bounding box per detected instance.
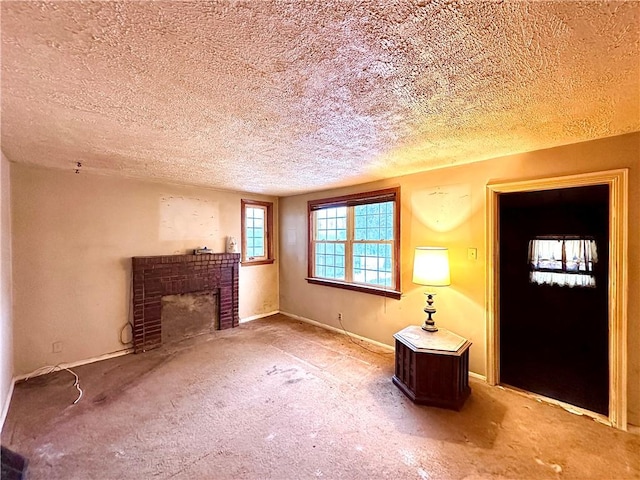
[132,253,240,353]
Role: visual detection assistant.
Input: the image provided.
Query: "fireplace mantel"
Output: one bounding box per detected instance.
[132,253,240,353]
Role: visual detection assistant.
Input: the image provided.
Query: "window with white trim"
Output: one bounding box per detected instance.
[307,188,400,298]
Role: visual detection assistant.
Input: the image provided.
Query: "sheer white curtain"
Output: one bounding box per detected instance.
[530,270,596,288]
[528,237,598,288]
[528,239,563,270]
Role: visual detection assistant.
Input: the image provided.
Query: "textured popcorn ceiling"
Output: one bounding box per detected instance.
[1,1,638,196]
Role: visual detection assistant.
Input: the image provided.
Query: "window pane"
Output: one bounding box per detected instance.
[315,208,346,242]
[314,241,346,280]
[367,228,380,240]
[252,207,264,220]
[353,241,392,287]
[386,227,393,240]
[353,202,394,242]
[245,205,266,258]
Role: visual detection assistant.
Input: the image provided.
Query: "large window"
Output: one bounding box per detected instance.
[241,199,274,266]
[307,188,400,299]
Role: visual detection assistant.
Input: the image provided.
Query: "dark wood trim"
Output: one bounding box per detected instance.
[307,199,314,279]
[305,277,402,300]
[241,259,275,266]
[241,199,274,264]
[394,189,401,293]
[308,187,399,210]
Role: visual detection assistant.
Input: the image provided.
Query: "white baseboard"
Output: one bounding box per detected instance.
[0,378,15,431]
[239,310,280,324]
[279,311,394,352]
[280,311,487,381]
[14,348,134,382]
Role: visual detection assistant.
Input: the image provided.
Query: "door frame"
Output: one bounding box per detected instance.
[486,169,628,430]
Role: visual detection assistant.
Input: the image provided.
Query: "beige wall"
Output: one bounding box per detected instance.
[279,132,639,425]
[0,154,13,426]
[12,164,278,375]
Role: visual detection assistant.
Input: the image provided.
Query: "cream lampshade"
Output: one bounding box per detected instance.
[413,247,450,331]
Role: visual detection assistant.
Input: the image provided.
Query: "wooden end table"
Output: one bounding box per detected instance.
[392,325,471,410]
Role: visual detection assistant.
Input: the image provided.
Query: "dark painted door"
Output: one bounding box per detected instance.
[499,185,609,415]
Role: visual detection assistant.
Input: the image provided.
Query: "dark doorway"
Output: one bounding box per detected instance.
[499,185,609,415]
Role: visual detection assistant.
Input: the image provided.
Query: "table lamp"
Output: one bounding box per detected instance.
[413,247,451,332]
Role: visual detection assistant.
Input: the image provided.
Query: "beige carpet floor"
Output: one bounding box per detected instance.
[2,313,639,479]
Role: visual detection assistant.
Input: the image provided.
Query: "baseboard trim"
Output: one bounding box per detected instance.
[14,348,134,382]
[281,312,488,381]
[469,371,487,382]
[279,311,394,352]
[239,310,280,324]
[0,378,15,431]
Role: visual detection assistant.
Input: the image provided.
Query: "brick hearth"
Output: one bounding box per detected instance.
[132,253,240,353]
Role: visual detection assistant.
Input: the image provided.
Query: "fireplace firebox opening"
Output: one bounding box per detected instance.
[132,253,239,353]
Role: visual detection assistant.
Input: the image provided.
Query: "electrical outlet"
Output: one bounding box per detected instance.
[52,341,63,353]
[338,312,343,321]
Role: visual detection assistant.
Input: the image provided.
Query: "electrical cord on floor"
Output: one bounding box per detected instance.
[337,316,393,356]
[120,321,133,345]
[119,272,135,346]
[23,365,83,405]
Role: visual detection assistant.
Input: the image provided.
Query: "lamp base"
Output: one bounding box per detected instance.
[422,322,438,332]
[422,293,438,332]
